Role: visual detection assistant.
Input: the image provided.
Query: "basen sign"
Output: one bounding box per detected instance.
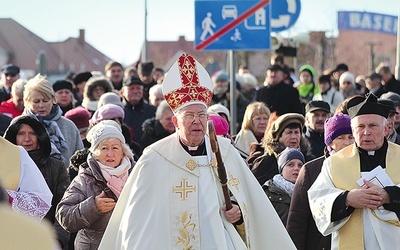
[338,11,397,35]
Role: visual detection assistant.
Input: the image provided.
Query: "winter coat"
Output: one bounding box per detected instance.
[56,156,134,250]
[286,153,331,250]
[262,179,291,226]
[123,98,156,141]
[3,115,71,248]
[0,98,23,118]
[383,75,400,95]
[305,127,325,158]
[211,93,250,131]
[140,117,172,149]
[312,87,344,114]
[251,136,314,185]
[256,81,304,116]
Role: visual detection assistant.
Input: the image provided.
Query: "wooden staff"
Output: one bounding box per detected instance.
[207,120,232,210]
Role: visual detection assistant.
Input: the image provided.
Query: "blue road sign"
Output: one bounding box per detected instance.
[195,0,271,51]
[271,0,301,32]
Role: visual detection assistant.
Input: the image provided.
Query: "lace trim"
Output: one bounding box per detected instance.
[7,191,50,220]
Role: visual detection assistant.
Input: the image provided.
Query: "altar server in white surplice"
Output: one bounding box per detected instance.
[99,53,296,250]
[308,93,400,250]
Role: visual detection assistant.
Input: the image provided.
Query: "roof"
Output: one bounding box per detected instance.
[0,18,111,75]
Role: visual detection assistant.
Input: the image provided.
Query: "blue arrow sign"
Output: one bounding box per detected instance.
[271,0,301,32]
[195,0,271,51]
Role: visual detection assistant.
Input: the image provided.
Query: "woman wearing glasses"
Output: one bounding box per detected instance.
[234,102,270,158]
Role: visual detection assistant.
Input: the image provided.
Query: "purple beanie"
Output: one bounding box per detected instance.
[90,103,125,125]
[277,147,305,173]
[324,113,352,147]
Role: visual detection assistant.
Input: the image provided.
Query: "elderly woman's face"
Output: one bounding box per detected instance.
[279,127,301,148]
[29,90,53,117]
[55,89,73,107]
[329,134,354,152]
[96,138,124,168]
[16,124,38,151]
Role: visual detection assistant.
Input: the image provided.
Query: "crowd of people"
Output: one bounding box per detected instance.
[0,52,400,249]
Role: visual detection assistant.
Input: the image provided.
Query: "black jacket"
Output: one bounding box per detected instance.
[140,117,172,149]
[286,152,331,250]
[4,115,71,248]
[305,127,325,158]
[123,98,156,141]
[256,81,304,115]
[383,76,400,95]
[262,179,291,226]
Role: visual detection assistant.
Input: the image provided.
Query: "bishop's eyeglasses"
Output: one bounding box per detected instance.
[180,112,208,122]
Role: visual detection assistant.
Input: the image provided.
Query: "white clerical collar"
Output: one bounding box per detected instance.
[367,151,375,156]
[188,146,198,151]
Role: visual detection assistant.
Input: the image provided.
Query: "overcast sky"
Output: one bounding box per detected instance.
[2,0,399,65]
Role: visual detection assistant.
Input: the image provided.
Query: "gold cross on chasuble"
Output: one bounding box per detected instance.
[227,172,240,192]
[173,178,197,201]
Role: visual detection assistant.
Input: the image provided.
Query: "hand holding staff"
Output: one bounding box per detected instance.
[208,120,232,210]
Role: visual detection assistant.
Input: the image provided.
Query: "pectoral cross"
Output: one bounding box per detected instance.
[173,178,197,201]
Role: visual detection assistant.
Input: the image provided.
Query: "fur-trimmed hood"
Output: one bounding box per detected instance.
[263,134,313,159]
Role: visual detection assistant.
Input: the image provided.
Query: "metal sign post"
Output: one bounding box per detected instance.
[229,50,237,135]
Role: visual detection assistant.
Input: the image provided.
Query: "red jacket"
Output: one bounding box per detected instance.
[0,99,22,118]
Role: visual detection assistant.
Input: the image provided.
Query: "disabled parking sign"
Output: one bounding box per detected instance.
[195,0,271,51]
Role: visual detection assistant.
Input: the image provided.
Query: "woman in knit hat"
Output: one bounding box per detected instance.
[324,113,354,154]
[250,113,314,185]
[339,71,360,99]
[56,120,135,250]
[90,103,141,160]
[53,80,77,115]
[263,147,305,226]
[285,113,354,250]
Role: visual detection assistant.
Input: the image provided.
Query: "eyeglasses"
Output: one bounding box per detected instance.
[252,116,269,122]
[5,73,17,77]
[180,112,208,122]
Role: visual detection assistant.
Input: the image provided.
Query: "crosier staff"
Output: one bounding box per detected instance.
[207,120,232,210]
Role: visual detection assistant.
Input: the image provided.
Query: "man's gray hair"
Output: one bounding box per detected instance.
[149,84,163,99]
[11,79,27,96]
[351,116,387,129]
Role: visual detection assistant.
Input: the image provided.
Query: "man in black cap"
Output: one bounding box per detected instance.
[304,100,330,157]
[256,64,303,115]
[138,61,157,102]
[0,64,20,103]
[121,76,156,141]
[366,73,385,98]
[309,93,400,250]
[378,99,400,145]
